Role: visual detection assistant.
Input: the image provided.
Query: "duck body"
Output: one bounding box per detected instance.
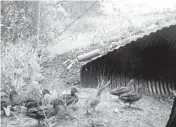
[85,81,110,114]
[9,90,23,111]
[85,96,100,114]
[26,107,55,124]
[62,87,79,106]
[1,93,11,116]
[166,97,176,127]
[10,91,19,106]
[119,92,142,106]
[24,98,42,112]
[110,87,131,96]
[24,89,50,112]
[26,99,62,124]
[1,94,11,107]
[119,84,143,108]
[62,94,79,106]
[1,100,11,116]
[110,79,134,97]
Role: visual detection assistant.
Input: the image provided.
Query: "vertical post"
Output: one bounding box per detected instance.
[32,1,40,42]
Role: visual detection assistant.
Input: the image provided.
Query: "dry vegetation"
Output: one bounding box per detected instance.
[1,1,176,127]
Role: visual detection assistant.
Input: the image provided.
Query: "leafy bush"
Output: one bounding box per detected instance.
[1,39,44,99]
[1,1,34,44]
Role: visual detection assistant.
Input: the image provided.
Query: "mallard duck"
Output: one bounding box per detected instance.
[26,99,63,125]
[166,90,176,127]
[62,87,79,106]
[85,81,110,115]
[9,90,22,111]
[110,79,134,97]
[24,89,50,112]
[42,89,51,105]
[1,94,11,116]
[119,84,144,108]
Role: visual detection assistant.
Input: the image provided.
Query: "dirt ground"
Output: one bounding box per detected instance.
[1,88,172,127]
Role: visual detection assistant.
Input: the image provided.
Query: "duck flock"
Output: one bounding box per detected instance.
[1,79,175,127]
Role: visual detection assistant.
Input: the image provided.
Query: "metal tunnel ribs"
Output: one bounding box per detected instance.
[80,25,176,98]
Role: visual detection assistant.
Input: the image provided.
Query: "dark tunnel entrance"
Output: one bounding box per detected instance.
[80,25,176,98]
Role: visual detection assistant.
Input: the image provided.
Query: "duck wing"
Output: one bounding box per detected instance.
[45,108,58,118]
[62,94,78,105]
[110,87,131,96]
[24,98,42,109]
[26,108,40,119]
[30,107,58,119]
[27,107,48,120]
[90,98,100,108]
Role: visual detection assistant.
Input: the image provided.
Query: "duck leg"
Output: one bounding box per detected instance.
[86,108,91,115]
[38,120,40,124]
[128,103,131,108]
[92,107,96,114]
[86,109,89,115]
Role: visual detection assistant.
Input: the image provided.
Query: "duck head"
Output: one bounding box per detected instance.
[10,91,18,100]
[42,89,50,96]
[70,87,79,96]
[52,99,64,108]
[138,84,144,93]
[127,79,135,87]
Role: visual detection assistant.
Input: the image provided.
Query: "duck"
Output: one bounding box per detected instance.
[84,81,110,115]
[110,79,134,97]
[23,98,42,113]
[9,90,22,111]
[26,99,63,125]
[23,89,50,112]
[166,89,176,127]
[1,93,11,116]
[62,87,79,106]
[119,84,144,108]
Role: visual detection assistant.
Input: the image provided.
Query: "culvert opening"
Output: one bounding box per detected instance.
[80,25,176,98]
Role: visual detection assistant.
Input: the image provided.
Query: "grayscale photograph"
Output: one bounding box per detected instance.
[1,0,176,127]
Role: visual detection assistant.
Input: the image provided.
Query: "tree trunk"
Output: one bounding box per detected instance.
[32,1,40,42]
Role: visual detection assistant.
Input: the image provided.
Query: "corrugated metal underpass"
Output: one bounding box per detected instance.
[80,25,176,98]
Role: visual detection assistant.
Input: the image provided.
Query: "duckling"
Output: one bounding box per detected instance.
[62,87,79,106]
[85,81,110,115]
[110,79,134,97]
[119,84,144,108]
[26,99,63,125]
